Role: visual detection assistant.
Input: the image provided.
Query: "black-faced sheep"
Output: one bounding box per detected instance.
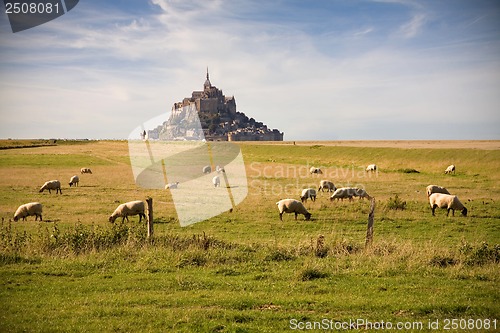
[13,202,43,222]
[429,193,467,217]
[309,167,323,175]
[366,164,377,172]
[109,200,146,223]
[300,188,316,203]
[426,185,450,197]
[276,199,311,221]
[39,180,62,194]
[318,180,336,193]
[80,168,92,174]
[69,175,79,187]
[444,165,455,174]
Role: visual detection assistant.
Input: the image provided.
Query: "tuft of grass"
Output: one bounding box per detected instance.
[299,267,329,281]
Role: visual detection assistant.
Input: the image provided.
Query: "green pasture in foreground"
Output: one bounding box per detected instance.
[0,140,499,332]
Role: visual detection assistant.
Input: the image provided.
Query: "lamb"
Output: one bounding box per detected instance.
[109,200,146,223]
[202,165,211,174]
[300,188,317,203]
[318,180,336,192]
[276,199,311,221]
[165,182,179,189]
[330,187,371,201]
[69,175,79,187]
[309,167,323,175]
[444,164,455,174]
[426,185,450,197]
[213,175,220,187]
[429,193,467,217]
[80,168,92,174]
[13,202,43,222]
[366,164,377,172]
[39,180,62,194]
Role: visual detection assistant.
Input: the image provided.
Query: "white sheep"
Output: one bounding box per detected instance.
[429,193,467,217]
[318,180,336,192]
[276,199,311,221]
[444,164,455,174]
[13,202,43,222]
[165,182,179,189]
[39,180,62,194]
[309,167,323,175]
[69,175,79,187]
[300,188,317,203]
[426,185,450,197]
[203,165,211,174]
[366,164,377,172]
[80,168,92,174]
[216,165,224,173]
[330,187,354,201]
[213,175,220,187]
[109,200,146,223]
[330,187,371,201]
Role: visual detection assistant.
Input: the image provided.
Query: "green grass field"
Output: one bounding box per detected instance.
[0,140,499,332]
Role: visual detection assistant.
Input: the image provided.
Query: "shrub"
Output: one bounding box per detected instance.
[386,195,407,210]
[460,242,500,266]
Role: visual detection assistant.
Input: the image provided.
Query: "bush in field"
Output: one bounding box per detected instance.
[397,168,420,173]
[460,241,500,266]
[386,194,407,211]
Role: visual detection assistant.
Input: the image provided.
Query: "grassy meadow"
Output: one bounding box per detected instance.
[0,140,499,332]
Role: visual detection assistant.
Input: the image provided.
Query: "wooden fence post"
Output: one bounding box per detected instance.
[146,197,154,241]
[365,197,376,248]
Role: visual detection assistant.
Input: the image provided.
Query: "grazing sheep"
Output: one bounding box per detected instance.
[202,165,211,174]
[330,187,354,201]
[309,167,323,175]
[318,180,336,193]
[69,175,79,187]
[353,188,372,200]
[300,188,317,203]
[429,193,467,217]
[330,187,371,201]
[213,175,220,187]
[39,180,62,194]
[109,200,146,223]
[276,199,311,221]
[216,165,224,173]
[13,202,43,222]
[366,164,377,172]
[165,182,179,189]
[426,185,450,197]
[80,168,92,174]
[444,164,455,174]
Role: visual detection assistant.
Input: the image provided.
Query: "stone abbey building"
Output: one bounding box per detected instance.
[148,70,284,141]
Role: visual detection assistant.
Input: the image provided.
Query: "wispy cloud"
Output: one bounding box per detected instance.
[398,13,427,38]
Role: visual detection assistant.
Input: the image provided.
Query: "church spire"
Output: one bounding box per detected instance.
[204,67,211,89]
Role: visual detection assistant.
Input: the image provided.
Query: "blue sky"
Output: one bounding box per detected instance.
[0,0,499,140]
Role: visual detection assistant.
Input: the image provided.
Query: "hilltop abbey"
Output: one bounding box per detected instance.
[147,70,284,141]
